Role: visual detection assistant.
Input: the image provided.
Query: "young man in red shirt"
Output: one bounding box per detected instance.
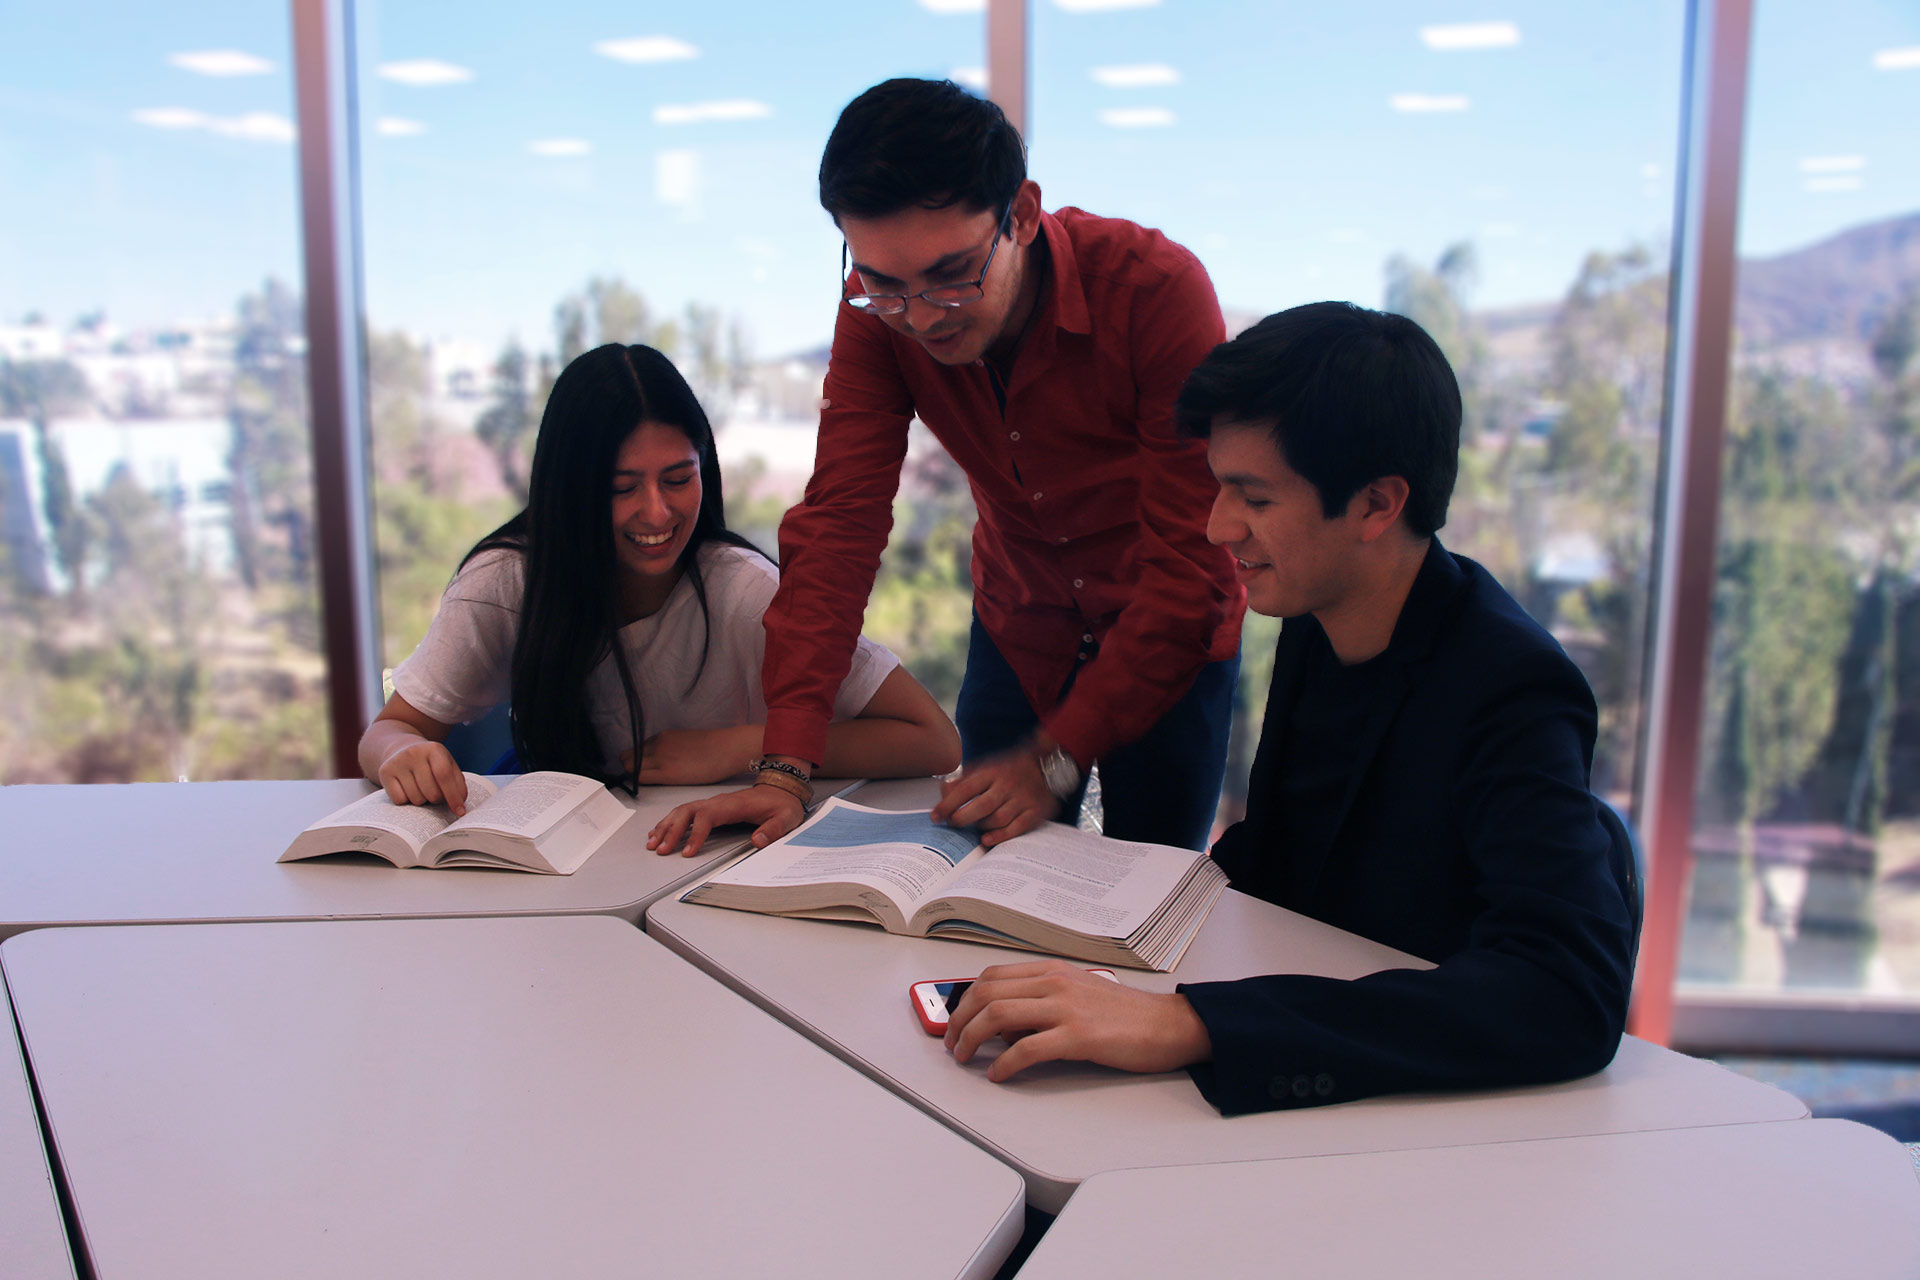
[716,77,1244,853]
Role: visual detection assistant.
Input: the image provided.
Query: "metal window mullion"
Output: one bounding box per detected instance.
[291,0,382,778]
[1630,0,1754,1044]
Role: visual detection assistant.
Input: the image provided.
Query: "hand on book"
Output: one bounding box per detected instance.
[942,959,1213,1082]
[931,750,1059,847]
[376,740,470,817]
[628,726,760,786]
[648,784,805,857]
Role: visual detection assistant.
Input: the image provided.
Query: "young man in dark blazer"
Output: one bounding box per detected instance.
[943,301,1637,1114]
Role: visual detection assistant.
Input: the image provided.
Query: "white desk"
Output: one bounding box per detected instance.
[0,982,74,1280]
[1019,1119,1920,1278]
[0,777,854,941]
[2,916,1024,1279]
[650,780,1806,1212]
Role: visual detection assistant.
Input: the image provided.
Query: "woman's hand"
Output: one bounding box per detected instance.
[633,726,760,785]
[648,784,806,857]
[377,740,469,815]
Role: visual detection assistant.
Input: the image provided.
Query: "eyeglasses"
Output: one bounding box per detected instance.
[841,204,1014,316]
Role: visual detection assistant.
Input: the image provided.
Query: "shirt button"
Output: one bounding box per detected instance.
[1032,492,1043,502]
[1082,633,1093,643]
[1009,431,1021,442]
[1072,578,1083,589]
[1057,536,1069,545]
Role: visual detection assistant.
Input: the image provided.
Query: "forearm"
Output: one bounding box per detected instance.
[817,713,961,779]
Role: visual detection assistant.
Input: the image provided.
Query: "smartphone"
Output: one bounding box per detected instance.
[910,969,1119,1035]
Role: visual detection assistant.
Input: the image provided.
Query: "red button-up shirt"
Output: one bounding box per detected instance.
[762,207,1246,768]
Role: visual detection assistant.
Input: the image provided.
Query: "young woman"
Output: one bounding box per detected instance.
[358,342,959,851]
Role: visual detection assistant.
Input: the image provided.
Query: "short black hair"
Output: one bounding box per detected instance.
[818,78,1026,224]
[1176,302,1461,538]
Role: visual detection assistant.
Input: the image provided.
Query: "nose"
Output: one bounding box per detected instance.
[902,295,947,333]
[1205,489,1242,547]
[638,482,673,525]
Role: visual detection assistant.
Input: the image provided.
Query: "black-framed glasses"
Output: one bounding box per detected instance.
[841,203,1014,315]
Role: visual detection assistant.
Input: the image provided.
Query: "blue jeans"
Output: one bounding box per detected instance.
[953,613,1238,851]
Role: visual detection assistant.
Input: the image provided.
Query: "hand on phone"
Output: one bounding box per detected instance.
[910,970,1118,1036]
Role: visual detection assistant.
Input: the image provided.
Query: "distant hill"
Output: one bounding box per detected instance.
[1736,211,1920,349]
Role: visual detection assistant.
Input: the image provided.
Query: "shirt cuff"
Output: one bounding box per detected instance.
[763,707,829,770]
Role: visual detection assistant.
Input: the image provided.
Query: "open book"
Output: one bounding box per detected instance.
[278,772,631,875]
[680,797,1229,971]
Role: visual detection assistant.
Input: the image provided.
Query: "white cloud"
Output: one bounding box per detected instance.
[594,36,698,63]
[1805,175,1863,193]
[169,49,274,77]
[1481,221,1520,238]
[1327,227,1368,244]
[1098,106,1174,128]
[919,0,986,11]
[131,107,293,143]
[378,59,474,87]
[376,117,427,137]
[528,138,592,157]
[1055,0,1159,11]
[132,107,209,130]
[1090,63,1180,88]
[1872,46,1920,70]
[1641,162,1660,179]
[653,99,773,125]
[1390,93,1470,113]
[1420,21,1520,51]
[210,112,296,143]
[949,65,988,90]
[1799,154,1865,173]
[656,148,700,209]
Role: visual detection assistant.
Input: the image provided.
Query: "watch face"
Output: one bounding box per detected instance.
[1039,748,1080,799]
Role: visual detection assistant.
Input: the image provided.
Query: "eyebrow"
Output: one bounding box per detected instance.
[850,245,979,287]
[1214,471,1274,490]
[614,458,698,476]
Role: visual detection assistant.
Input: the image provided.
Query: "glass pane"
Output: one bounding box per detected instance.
[1681,5,1920,998]
[0,3,325,781]
[1031,1,1687,823]
[353,0,984,716]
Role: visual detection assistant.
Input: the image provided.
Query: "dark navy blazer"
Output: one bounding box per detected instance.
[1180,540,1634,1115]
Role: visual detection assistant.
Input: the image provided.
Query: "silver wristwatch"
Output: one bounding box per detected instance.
[1035,744,1082,800]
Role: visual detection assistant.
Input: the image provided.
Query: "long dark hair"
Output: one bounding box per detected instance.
[460,343,762,793]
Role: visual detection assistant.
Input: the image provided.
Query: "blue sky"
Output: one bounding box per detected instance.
[2,1,1916,361]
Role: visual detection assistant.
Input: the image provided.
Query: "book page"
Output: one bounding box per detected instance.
[700,800,982,913]
[922,823,1201,938]
[440,772,598,840]
[290,773,499,855]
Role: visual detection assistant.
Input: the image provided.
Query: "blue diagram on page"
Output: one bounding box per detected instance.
[788,810,980,868]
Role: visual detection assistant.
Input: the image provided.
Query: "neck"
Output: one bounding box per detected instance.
[986,232,1049,370]
[1316,536,1430,666]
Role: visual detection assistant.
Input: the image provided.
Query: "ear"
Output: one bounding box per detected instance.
[1011,180,1044,247]
[1352,476,1410,544]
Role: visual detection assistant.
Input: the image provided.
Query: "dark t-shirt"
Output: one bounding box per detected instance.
[1273,629,1388,905]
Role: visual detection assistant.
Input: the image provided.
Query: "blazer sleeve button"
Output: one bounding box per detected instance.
[1292,1074,1313,1098]
[1314,1073,1335,1097]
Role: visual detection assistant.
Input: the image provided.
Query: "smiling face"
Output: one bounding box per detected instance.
[1205,420,1364,620]
[610,419,702,614]
[839,187,1037,366]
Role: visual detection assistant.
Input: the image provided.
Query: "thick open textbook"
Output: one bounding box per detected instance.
[277,772,631,875]
[680,797,1229,971]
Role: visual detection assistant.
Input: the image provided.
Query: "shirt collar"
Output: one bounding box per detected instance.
[1034,209,1092,337]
